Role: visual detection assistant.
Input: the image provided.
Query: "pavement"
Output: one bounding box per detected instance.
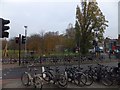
[2,63,21,70]
[1,58,120,89]
[2,58,120,69]
[2,78,120,88]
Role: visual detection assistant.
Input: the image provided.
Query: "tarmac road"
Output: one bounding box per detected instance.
[2,78,119,88]
[2,61,119,80]
[2,61,120,88]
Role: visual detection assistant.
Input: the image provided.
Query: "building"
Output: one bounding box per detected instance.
[118,1,120,44]
[118,1,120,38]
[104,38,119,52]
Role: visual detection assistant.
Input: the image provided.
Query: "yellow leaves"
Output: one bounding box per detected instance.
[75,0,108,54]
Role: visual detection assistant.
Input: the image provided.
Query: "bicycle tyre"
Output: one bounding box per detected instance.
[84,72,94,86]
[58,74,68,87]
[74,73,87,87]
[101,74,113,86]
[42,71,52,82]
[21,72,30,86]
[34,76,43,89]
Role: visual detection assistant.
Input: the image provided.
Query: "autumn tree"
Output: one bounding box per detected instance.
[8,37,19,50]
[64,23,76,52]
[44,31,59,54]
[27,34,41,54]
[2,39,7,57]
[2,39,7,50]
[75,1,108,55]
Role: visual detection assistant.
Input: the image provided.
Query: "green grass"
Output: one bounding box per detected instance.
[2,50,25,58]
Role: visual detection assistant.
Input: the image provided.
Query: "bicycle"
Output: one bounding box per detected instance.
[21,64,43,89]
[42,66,68,88]
[65,66,87,87]
[85,64,113,86]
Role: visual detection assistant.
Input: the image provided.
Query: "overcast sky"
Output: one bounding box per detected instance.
[0,0,119,39]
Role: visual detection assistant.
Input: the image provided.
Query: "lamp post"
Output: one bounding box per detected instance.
[94,29,99,58]
[24,26,27,56]
[78,33,80,68]
[19,34,21,66]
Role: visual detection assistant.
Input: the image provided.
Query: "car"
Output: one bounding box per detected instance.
[89,48,95,53]
[114,45,120,59]
[115,50,120,59]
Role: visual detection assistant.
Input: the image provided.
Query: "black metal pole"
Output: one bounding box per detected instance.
[24,26,27,57]
[19,34,21,66]
[78,35,80,68]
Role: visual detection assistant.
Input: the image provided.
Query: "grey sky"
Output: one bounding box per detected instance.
[1,0,119,39]
[97,1,118,39]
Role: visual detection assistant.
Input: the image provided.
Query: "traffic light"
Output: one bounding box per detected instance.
[15,37,19,44]
[22,35,26,44]
[0,18,10,38]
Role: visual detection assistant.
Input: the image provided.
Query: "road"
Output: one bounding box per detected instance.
[2,61,118,79]
[2,66,42,79]
[2,78,119,88]
[2,61,120,88]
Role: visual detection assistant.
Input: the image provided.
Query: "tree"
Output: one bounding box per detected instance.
[2,39,8,57]
[8,37,19,50]
[27,34,41,54]
[75,1,108,55]
[44,31,59,54]
[2,39,7,50]
[64,23,76,52]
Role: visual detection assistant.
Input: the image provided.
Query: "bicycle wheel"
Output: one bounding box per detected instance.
[84,73,94,86]
[21,72,30,86]
[101,74,113,86]
[42,71,52,82]
[34,76,43,89]
[58,74,68,87]
[74,73,86,87]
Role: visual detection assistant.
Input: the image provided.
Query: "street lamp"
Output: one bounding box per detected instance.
[24,26,27,56]
[94,29,99,58]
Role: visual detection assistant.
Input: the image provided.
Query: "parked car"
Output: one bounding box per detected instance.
[115,50,120,59]
[114,45,120,59]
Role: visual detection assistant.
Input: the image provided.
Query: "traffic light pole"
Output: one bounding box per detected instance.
[0,18,2,38]
[19,34,21,66]
[24,26,27,57]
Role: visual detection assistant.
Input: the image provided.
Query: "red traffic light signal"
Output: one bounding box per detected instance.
[15,37,20,44]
